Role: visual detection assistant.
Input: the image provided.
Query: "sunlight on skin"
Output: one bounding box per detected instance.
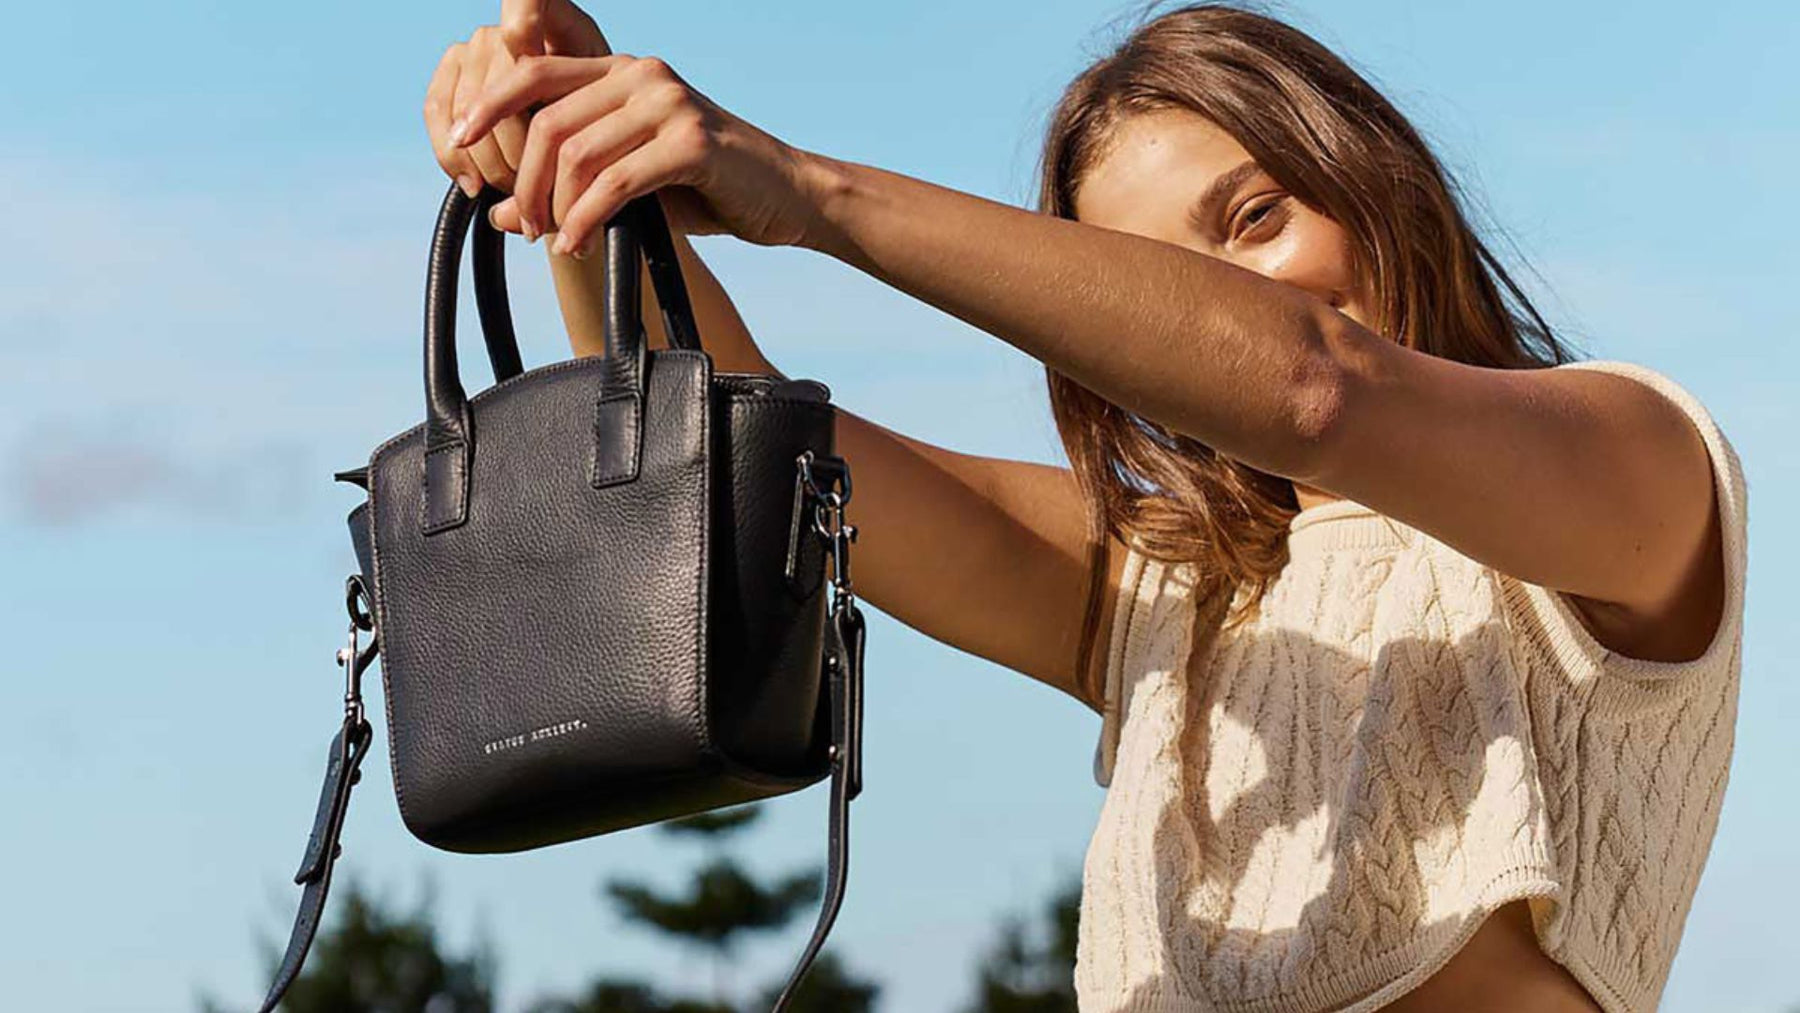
[1069,107,1606,1013]
[1070,106,1369,514]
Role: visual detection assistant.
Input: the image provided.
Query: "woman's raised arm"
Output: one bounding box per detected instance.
[547,222,1126,712]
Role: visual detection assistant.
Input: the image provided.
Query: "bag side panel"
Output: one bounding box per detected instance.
[709,390,836,773]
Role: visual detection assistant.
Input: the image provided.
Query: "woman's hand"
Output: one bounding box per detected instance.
[423,0,611,199]
[444,51,832,257]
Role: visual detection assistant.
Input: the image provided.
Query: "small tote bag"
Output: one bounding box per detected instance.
[247,179,866,1013]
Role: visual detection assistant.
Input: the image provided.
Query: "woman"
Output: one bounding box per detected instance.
[427,3,1748,1011]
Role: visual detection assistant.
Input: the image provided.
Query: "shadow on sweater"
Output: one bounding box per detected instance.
[1087,582,1587,1012]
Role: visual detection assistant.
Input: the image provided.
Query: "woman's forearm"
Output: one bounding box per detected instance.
[546,224,784,377]
[796,154,1347,481]
[546,237,612,359]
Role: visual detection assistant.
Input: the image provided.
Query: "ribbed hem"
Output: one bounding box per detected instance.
[1519,358,1747,692]
[1558,944,1654,1013]
[1286,498,1412,555]
[1497,573,1607,696]
[1081,845,1563,1013]
[1094,542,1154,788]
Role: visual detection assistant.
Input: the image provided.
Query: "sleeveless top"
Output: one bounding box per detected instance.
[1078,359,1750,1013]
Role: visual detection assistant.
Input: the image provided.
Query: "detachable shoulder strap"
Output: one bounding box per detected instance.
[253,579,379,1013]
[253,717,373,1012]
[771,594,865,1009]
[251,579,865,1013]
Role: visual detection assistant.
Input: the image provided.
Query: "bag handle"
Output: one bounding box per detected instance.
[422,179,703,532]
[469,188,526,382]
[466,179,705,372]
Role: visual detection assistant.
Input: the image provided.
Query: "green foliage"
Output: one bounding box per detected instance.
[208,800,888,1012]
[604,857,822,952]
[520,980,734,1013]
[200,872,497,1013]
[959,872,1082,1013]
[659,806,762,838]
[524,949,877,1013]
[752,951,880,1013]
[589,801,871,1009]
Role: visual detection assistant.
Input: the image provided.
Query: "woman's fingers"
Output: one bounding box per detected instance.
[453,29,517,192]
[425,45,481,197]
[449,53,624,152]
[490,111,529,184]
[473,49,804,250]
[509,78,643,239]
[498,0,549,56]
[553,127,706,258]
[456,54,694,241]
[482,38,535,192]
[501,0,611,59]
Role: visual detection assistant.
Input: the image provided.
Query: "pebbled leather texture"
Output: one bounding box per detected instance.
[349,370,836,791]
[252,179,861,1013]
[364,348,841,853]
[363,184,839,853]
[711,378,834,768]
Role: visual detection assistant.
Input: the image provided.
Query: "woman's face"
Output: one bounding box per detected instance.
[1072,106,1370,331]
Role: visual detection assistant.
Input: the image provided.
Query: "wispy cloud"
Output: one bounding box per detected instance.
[0,148,1055,530]
[4,416,316,527]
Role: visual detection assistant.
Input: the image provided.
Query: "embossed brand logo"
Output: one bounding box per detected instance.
[483,717,589,756]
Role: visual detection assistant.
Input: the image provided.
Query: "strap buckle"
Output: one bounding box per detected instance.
[335,575,379,726]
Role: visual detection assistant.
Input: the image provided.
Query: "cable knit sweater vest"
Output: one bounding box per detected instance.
[1078,359,1750,1013]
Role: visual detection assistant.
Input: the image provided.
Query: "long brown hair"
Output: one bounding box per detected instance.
[1047,2,1586,694]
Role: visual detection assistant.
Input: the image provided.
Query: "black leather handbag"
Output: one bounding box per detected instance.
[250,179,866,1012]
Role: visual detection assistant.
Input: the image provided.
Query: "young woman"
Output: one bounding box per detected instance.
[427,3,1748,1011]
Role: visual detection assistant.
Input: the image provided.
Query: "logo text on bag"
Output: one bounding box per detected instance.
[483,717,590,756]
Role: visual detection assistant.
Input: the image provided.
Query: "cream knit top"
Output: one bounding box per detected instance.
[1079,359,1750,1013]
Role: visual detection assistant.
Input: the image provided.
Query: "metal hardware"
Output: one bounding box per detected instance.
[336,575,379,727]
[791,450,858,607]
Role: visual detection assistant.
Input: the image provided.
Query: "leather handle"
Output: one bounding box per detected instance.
[420,179,705,528]
[605,191,704,355]
[471,191,526,382]
[591,191,704,488]
[421,182,525,533]
[427,184,526,437]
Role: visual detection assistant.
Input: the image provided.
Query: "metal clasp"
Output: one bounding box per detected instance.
[811,490,857,597]
[335,575,379,726]
[788,450,857,605]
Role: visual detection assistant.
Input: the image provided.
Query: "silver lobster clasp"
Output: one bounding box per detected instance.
[335,575,379,725]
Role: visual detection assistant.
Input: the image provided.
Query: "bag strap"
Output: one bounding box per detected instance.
[251,579,380,1013]
[771,566,866,1010]
[250,458,864,1013]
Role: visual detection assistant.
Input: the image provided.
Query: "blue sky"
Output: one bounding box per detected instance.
[2,1,1795,1011]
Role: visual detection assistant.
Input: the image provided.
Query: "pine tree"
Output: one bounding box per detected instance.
[595,803,866,1009]
[524,801,881,1012]
[521,980,732,1013]
[199,871,498,1013]
[207,803,881,1013]
[959,871,1083,1013]
[750,951,880,1013]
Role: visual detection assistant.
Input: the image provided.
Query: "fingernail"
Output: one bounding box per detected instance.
[521,216,538,242]
[552,233,573,256]
[572,240,589,260]
[458,174,480,198]
[448,117,467,147]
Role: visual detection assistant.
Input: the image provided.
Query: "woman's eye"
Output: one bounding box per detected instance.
[1236,197,1287,237]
